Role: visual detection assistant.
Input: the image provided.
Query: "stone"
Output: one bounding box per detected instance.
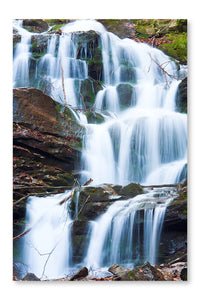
[113,182,144,198]
[23,19,49,33]
[117,83,136,109]
[22,273,40,281]
[176,77,187,113]
[69,267,88,281]
[180,266,187,281]
[109,262,165,281]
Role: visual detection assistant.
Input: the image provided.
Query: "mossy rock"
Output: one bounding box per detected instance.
[69,185,119,220]
[23,19,49,33]
[112,182,144,199]
[71,220,90,263]
[88,60,103,81]
[117,83,136,109]
[80,78,103,109]
[85,111,105,124]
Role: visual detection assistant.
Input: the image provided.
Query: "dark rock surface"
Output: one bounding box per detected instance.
[109,262,165,281]
[13,88,85,223]
[69,267,88,281]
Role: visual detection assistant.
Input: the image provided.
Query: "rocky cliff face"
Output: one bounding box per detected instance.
[13,88,85,225]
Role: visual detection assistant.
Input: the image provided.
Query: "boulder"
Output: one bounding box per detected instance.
[180,266,187,281]
[176,77,187,113]
[117,83,136,109]
[71,220,91,264]
[69,267,88,281]
[109,262,165,281]
[22,273,40,281]
[69,182,144,221]
[85,111,105,124]
[23,19,49,33]
[80,78,103,110]
[112,182,144,198]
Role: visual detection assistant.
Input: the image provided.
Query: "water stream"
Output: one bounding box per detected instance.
[13,19,187,279]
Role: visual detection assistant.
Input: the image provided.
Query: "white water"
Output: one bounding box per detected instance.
[13,20,32,87]
[13,19,187,279]
[23,191,73,280]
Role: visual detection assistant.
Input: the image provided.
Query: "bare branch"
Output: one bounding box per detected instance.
[60,58,67,105]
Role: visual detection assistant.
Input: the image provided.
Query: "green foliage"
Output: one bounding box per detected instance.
[158,32,187,63]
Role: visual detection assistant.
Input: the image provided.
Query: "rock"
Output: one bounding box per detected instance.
[23,19,49,33]
[112,182,144,199]
[88,60,103,81]
[69,267,88,281]
[80,78,103,109]
[13,88,85,223]
[69,182,144,221]
[117,83,136,109]
[163,199,187,231]
[85,111,105,124]
[71,221,90,264]
[108,264,130,279]
[109,262,165,281]
[69,185,118,220]
[22,273,40,281]
[176,77,187,113]
[180,266,187,281]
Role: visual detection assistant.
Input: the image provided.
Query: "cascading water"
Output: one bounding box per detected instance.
[23,191,73,280]
[13,19,187,279]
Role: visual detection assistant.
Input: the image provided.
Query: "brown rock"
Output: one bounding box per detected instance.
[69,267,88,281]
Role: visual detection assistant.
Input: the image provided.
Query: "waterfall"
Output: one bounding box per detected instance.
[13,20,32,87]
[23,191,73,280]
[13,19,187,279]
[85,188,175,268]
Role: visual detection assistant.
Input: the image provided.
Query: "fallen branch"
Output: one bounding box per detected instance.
[74,195,90,221]
[13,227,31,241]
[141,183,178,189]
[13,185,74,190]
[60,58,67,105]
[80,93,87,111]
[149,53,180,87]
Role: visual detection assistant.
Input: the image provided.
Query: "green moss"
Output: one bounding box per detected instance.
[85,111,105,124]
[127,270,136,280]
[158,32,187,63]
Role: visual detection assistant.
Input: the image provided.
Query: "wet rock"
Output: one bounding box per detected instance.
[117,83,136,109]
[85,111,105,124]
[109,262,165,281]
[69,267,88,281]
[22,273,40,281]
[108,264,130,279]
[176,77,187,113]
[71,220,91,264]
[112,182,144,199]
[80,78,103,109]
[163,199,187,231]
[180,266,187,281]
[69,185,118,220]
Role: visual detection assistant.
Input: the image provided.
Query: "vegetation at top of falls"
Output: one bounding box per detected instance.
[158,32,187,64]
[98,19,187,64]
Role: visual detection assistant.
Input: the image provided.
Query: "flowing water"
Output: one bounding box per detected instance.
[13,19,187,279]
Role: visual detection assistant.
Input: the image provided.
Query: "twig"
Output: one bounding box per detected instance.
[80,93,87,111]
[74,195,90,221]
[148,53,179,87]
[60,58,67,105]
[13,227,31,241]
